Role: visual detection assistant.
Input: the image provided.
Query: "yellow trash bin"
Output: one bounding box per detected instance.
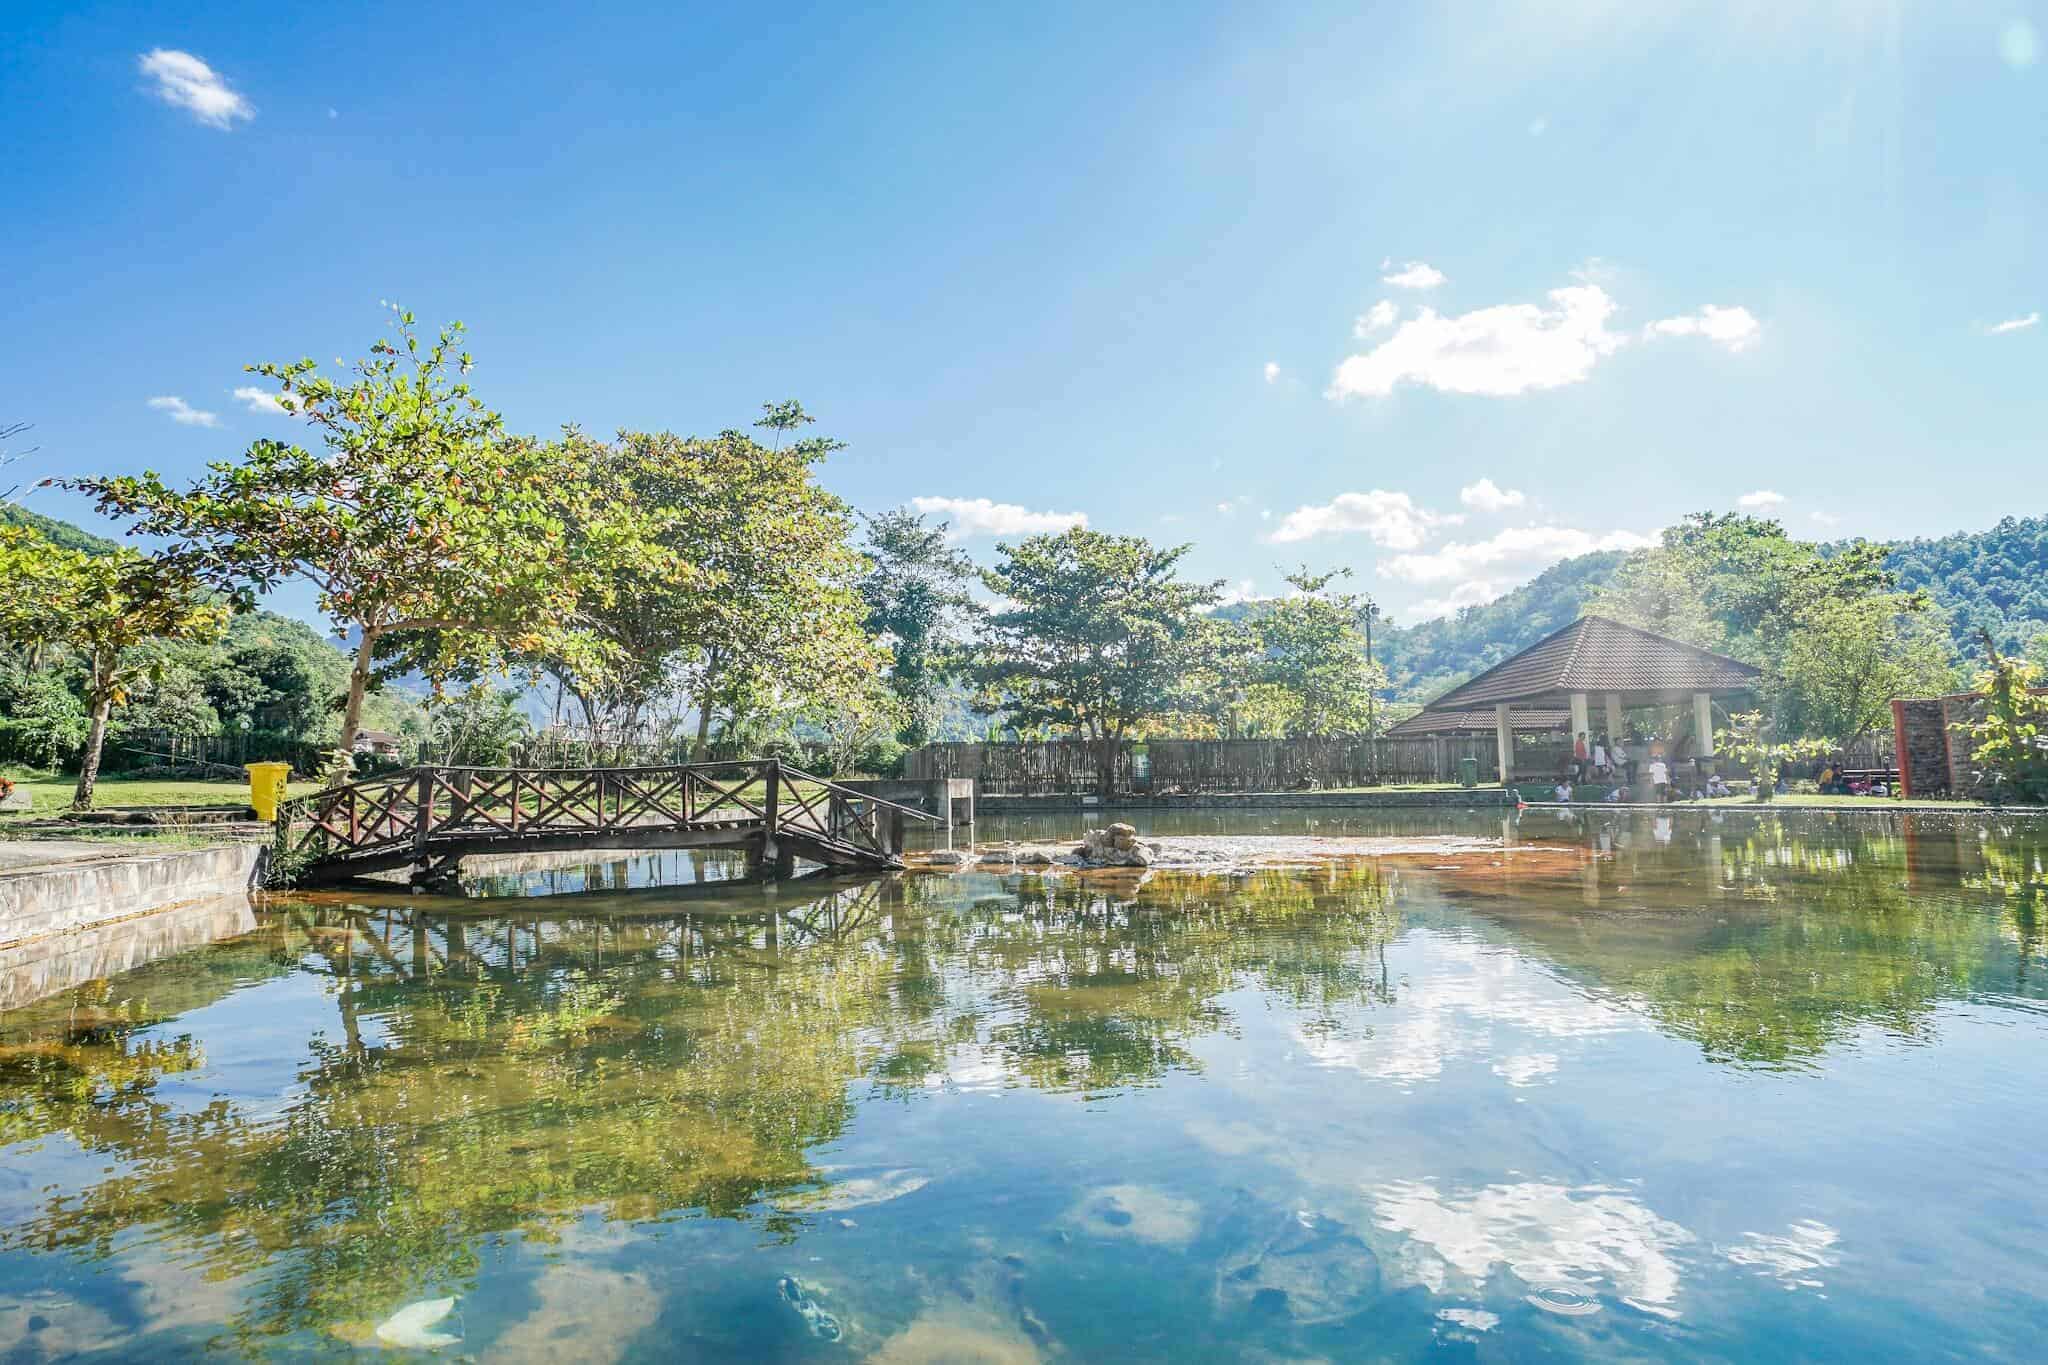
[245,762,293,821]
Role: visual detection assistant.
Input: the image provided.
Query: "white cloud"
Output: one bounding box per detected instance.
[326,106,340,119]
[146,395,220,428]
[1329,284,1623,400]
[137,49,253,129]
[1371,1178,1692,1315]
[1212,579,1261,609]
[1645,304,1761,352]
[1459,478,1525,513]
[1268,489,1457,548]
[1986,312,2039,335]
[909,496,1086,541]
[1382,525,1658,586]
[1355,299,1399,336]
[1735,489,1785,510]
[1809,510,1840,527]
[1724,1220,1839,1291]
[1408,581,1503,621]
[231,385,288,414]
[1262,360,1280,383]
[1527,116,1548,137]
[1381,260,1448,290]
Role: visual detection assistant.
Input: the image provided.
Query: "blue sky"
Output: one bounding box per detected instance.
[4,0,2043,627]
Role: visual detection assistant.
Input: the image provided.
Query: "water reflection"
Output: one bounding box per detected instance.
[0,810,2045,1358]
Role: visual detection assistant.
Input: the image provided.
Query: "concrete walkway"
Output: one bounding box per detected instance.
[0,839,151,873]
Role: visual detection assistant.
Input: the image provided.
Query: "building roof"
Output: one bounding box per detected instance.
[1385,708,1570,737]
[1419,615,1761,711]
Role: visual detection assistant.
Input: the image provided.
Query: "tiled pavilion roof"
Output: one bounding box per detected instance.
[1419,616,1761,712]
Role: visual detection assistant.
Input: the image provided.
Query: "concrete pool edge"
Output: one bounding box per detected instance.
[0,842,265,950]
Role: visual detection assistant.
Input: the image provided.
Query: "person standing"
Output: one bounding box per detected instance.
[1648,754,1671,804]
[1573,731,1589,781]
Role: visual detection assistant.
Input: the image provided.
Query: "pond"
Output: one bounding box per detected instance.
[4,808,2047,1360]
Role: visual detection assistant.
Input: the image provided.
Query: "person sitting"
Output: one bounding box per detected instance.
[1817,761,1843,795]
[1553,780,1573,803]
[1705,774,1732,798]
[1607,784,1630,803]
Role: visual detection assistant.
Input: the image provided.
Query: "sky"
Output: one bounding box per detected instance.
[3,0,2044,629]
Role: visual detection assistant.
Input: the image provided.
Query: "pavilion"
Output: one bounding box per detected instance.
[1408,616,1761,782]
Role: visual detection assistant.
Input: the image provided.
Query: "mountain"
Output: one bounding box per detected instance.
[1,502,123,555]
[1379,551,1630,701]
[1885,515,2048,657]
[1375,515,2048,703]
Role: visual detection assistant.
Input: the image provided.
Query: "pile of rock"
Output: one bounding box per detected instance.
[1075,823,1158,868]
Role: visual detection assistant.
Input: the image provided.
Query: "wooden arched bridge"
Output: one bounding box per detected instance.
[277,760,938,888]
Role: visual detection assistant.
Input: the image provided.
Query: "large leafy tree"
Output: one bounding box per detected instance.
[591,413,882,760]
[0,528,228,808]
[859,507,979,745]
[970,527,1223,792]
[1248,569,1389,737]
[73,312,659,778]
[1595,511,1952,745]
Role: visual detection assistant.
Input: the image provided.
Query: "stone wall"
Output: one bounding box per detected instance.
[0,843,265,949]
[1892,689,2048,798]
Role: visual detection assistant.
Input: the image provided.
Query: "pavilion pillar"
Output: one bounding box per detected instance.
[1569,692,1591,750]
[1494,703,1514,783]
[1604,693,1625,741]
[1693,692,1716,757]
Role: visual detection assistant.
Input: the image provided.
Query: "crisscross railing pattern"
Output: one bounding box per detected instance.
[276,760,935,875]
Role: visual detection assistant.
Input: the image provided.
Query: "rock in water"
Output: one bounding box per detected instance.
[1216,1210,1380,1325]
[374,1297,462,1349]
[779,1276,844,1342]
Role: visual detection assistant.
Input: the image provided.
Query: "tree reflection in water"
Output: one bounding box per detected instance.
[0,863,1400,1348]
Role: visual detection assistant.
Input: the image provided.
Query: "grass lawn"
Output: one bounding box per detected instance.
[2,770,323,815]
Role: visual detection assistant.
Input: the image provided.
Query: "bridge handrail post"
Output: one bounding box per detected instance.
[413,768,433,860]
[761,759,782,860]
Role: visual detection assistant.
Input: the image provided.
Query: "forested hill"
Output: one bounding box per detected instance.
[1379,551,1628,700]
[1885,515,2048,656]
[2,502,122,554]
[1377,515,2048,702]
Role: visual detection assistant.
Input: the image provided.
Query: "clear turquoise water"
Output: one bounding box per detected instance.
[3,807,2047,1360]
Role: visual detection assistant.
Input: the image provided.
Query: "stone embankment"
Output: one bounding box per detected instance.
[0,842,264,948]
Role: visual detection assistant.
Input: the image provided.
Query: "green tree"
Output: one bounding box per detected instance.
[1250,568,1389,736]
[0,528,229,808]
[1774,595,1958,747]
[594,420,881,762]
[1954,635,2048,804]
[970,527,1224,793]
[0,657,89,767]
[72,312,658,781]
[425,685,534,766]
[858,508,979,745]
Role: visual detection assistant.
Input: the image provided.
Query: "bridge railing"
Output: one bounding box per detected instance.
[276,759,938,868]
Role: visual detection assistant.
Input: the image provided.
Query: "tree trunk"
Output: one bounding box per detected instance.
[1097,728,1118,798]
[71,685,113,812]
[692,702,714,763]
[335,629,378,784]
